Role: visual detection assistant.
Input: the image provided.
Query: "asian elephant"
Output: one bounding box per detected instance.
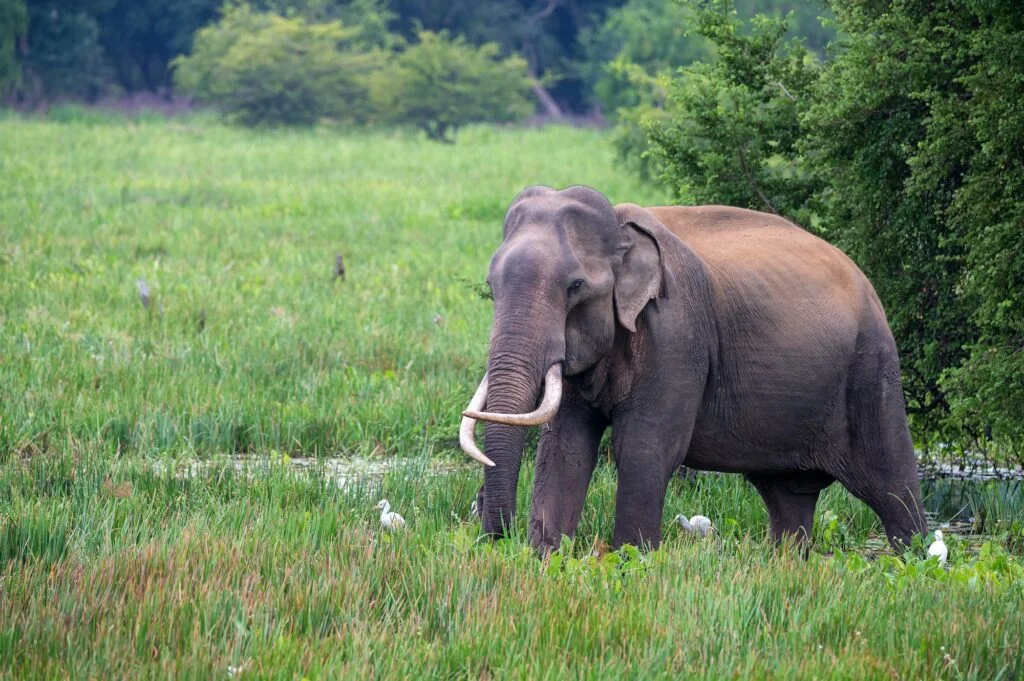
[459,185,927,553]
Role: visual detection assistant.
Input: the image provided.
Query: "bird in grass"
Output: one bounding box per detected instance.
[675,514,714,537]
[375,499,406,531]
[927,529,948,565]
[470,499,480,518]
[136,277,150,308]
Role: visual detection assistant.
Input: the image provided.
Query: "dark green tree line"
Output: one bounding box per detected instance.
[2,0,838,113]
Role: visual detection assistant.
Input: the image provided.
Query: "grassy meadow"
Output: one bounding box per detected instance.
[1,116,1022,679]
[2,116,664,459]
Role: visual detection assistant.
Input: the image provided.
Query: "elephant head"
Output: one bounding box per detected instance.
[459,185,669,537]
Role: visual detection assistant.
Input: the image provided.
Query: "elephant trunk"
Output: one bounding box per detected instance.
[476,318,565,534]
[460,362,563,536]
[462,279,566,537]
[479,354,543,537]
[463,365,562,426]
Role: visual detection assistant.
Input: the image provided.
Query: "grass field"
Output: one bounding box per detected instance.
[2,117,664,459]
[1,116,1022,679]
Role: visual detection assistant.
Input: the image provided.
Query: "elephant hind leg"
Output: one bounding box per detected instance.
[747,471,833,545]
[838,359,928,549]
[830,463,926,550]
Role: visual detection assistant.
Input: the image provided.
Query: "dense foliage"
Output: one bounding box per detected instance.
[0,0,26,90]
[808,0,1024,449]
[579,0,710,117]
[580,0,834,118]
[373,31,533,142]
[3,0,835,114]
[6,0,220,102]
[384,0,625,113]
[173,6,386,126]
[645,3,822,226]
[174,9,532,133]
[636,0,1024,453]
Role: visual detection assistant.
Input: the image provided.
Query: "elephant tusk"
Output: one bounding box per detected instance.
[462,364,562,426]
[459,373,495,467]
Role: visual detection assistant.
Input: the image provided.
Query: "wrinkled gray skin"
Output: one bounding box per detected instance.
[474,185,927,552]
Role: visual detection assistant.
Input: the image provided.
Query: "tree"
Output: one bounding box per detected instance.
[578,0,711,116]
[597,0,834,182]
[93,0,221,92]
[644,0,823,227]
[174,6,386,126]
[733,0,835,57]
[941,2,1024,447]
[172,3,272,103]
[0,0,26,91]
[373,30,534,142]
[386,0,625,114]
[15,1,110,101]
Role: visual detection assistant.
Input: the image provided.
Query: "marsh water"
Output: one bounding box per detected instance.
[148,455,466,491]
[919,473,1022,533]
[149,455,1022,534]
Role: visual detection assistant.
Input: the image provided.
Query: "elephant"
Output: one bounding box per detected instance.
[459,185,927,553]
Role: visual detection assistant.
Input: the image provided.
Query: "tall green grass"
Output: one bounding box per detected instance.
[1,452,1021,679]
[0,119,663,459]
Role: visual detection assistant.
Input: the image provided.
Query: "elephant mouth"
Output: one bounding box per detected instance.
[458,363,563,467]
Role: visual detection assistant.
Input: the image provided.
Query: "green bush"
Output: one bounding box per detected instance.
[596,0,835,186]
[371,30,533,143]
[577,0,708,182]
[805,1,1024,451]
[609,95,671,183]
[173,5,386,126]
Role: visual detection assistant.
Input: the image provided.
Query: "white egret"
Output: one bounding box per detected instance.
[375,499,406,531]
[927,529,947,565]
[470,499,480,518]
[675,514,713,537]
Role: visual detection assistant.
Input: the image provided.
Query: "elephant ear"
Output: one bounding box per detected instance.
[613,204,668,333]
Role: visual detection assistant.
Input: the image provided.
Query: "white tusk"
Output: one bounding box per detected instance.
[459,373,495,467]
[462,364,562,426]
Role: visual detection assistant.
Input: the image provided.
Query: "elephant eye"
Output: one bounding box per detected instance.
[567,279,585,295]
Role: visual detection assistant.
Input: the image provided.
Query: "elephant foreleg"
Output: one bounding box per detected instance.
[528,394,605,553]
[611,455,674,550]
[610,414,696,550]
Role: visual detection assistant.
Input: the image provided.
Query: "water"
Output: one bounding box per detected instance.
[916,460,1023,530]
[920,477,1023,532]
[149,455,471,489]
